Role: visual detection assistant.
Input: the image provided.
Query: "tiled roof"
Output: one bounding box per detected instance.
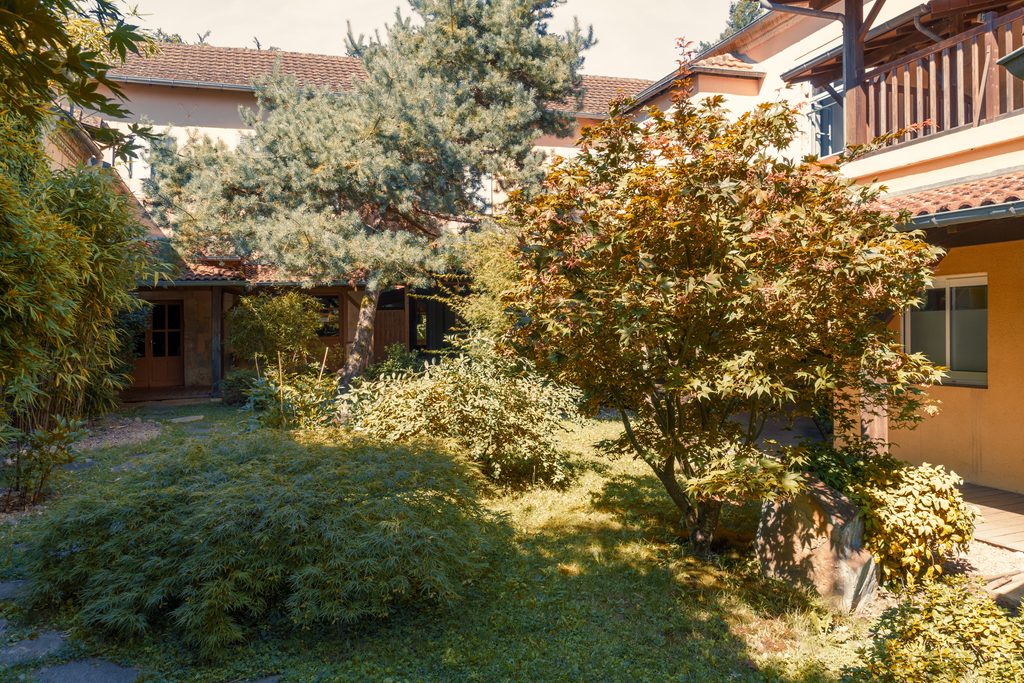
[112,43,366,91]
[693,53,757,71]
[550,74,654,115]
[879,171,1024,217]
[111,43,652,115]
[176,258,287,284]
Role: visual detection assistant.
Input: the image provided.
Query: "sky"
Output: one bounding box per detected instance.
[132,0,732,80]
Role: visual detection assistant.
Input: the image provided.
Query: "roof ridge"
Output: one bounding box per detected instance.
[151,41,363,62]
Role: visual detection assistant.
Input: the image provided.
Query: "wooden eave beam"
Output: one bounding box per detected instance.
[861,0,887,40]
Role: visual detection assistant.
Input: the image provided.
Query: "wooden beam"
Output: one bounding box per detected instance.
[211,288,223,394]
[860,0,887,40]
[823,82,844,106]
[844,0,869,145]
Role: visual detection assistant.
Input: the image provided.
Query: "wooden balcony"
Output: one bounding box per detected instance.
[860,9,1024,148]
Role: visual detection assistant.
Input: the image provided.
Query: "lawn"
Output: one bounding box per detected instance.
[0,402,874,682]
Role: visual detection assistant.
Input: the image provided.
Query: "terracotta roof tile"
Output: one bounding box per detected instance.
[550,74,655,114]
[693,53,756,71]
[112,43,366,91]
[111,43,652,116]
[879,171,1024,217]
[176,259,285,284]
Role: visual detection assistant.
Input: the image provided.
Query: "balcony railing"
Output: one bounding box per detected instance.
[862,8,1024,147]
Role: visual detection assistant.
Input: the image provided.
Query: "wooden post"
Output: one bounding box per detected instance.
[843,0,868,146]
[211,287,223,395]
[983,13,1001,122]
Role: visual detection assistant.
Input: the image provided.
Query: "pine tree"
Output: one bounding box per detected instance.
[148,0,592,382]
[700,0,762,50]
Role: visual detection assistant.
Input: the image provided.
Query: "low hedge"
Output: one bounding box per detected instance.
[23,430,501,655]
[850,575,1024,682]
[807,445,974,585]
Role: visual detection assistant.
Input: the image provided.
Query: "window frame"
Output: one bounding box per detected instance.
[903,273,988,388]
[809,83,845,158]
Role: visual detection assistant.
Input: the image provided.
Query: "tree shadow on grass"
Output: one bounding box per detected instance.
[27,422,853,682]
[262,472,849,682]
[590,470,823,616]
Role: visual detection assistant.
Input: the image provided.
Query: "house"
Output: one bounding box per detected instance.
[631,0,1024,493]
[99,43,652,400]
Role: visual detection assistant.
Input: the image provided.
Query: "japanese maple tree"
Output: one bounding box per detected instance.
[505,94,943,550]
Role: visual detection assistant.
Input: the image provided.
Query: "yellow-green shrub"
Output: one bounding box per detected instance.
[346,335,580,487]
[808,446,974,586]
[849,576,1024,682]
[856,462,975,586]
[226,291,322,370]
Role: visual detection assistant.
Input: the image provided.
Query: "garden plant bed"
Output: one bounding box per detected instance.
[0,403,1005,681]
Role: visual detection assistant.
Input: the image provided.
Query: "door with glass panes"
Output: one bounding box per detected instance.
[132,301,185,388]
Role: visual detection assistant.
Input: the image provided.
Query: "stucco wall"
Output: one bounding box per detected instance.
[890,239,1024,493]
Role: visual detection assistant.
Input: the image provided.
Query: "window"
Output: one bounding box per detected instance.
[316,296,340,337]
[378,288,406,310]
[811,85,845,157]
[905,275,987,386]
[411,298,429,349]
[148,302,183,358]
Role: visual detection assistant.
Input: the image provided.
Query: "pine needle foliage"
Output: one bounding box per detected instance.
[23,429,502,656]
[146,0,593,381]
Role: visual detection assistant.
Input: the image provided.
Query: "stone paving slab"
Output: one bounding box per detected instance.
[244,677,280,683]
[0,580,27,602]
[35,659,140,683]
[0,631,65,667]
[169,415,204,424]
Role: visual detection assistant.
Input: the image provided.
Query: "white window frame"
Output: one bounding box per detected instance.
[903,273,988,387]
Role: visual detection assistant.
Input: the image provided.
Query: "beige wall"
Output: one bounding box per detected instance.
[891,239,1024,493]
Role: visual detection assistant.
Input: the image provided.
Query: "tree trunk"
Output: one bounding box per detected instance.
[685,499,722,554]
[652,455,722,553]
[341,278,382,385]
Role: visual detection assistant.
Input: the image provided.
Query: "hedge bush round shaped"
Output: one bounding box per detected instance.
[23,430,501,654]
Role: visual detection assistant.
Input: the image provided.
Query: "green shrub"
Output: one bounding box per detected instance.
[849,576,1024,682]
[247,366,339,429]
[808,445,975,586]
[227,291,322,370]
[23,430,500,655]
[346,335,580,487]
[0,416,85,508]
[219,369,257,407]
[362,343,424,382]
[0,113,163,508]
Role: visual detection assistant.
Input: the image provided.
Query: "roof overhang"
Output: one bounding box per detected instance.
[112,74,611,119]
[627,65,766,112]
[906,199,1024,229]
[781,4,930,84]
[110,74,258,92]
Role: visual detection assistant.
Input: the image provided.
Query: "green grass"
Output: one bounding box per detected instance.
[0,403,874,682]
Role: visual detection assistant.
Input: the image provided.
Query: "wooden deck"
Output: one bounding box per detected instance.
[962,483,1024,552]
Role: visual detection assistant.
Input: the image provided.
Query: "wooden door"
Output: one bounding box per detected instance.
[132,301,185,389]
